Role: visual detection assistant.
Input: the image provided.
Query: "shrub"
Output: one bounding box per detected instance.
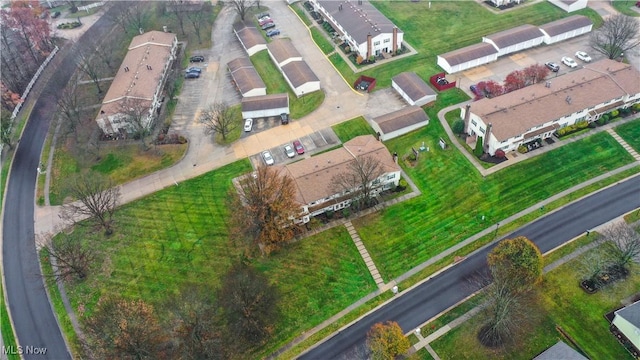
[633,103,640,112]
[342,208,350,218]
[495,149,505,158]
[588,121,597,128]
[596,117,607,126]
[619,107,631,116]
[452,119,465,134]
[325,210,334,219]
[576,120,588,129]
[474,136,484,157]
[395,178,408,192]
[556,127,567,136]
[609,109,619,118]
[70,5,78,13]
[517,144,528,153]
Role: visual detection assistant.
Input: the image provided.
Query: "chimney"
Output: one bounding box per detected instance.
[463,104,471,134]
[392,27,398,55]
[484,123,493,154]
[565,96,572,104]
[366,33,372,59]
[163,25,168,32]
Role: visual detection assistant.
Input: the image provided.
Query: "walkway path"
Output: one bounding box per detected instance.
[608,128,640,161]
[345,221,384,289]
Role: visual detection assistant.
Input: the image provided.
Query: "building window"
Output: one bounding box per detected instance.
[386,173,395,180]
[374,41,380,46]
[372,179,381,185]
[384,38,390,43]
[479,127,485,134]
[471,119,477,126]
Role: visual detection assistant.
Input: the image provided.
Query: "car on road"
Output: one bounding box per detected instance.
[185,71,200,79]
[284,144,295,158]
[261,22,276,30]
[575,51,592,62]
[561,57,577,68]
[185,66,202,73]
[262,150,274,165]
[244,118,253,132]
[293,140,305,155]
[266,29,280,37]
[545,61,560,72]
[190,55,205,62]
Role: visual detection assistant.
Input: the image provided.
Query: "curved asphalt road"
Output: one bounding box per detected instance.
[1,11,117,359]
[300,174,640,359]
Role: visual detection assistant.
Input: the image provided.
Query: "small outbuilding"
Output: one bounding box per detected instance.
[548,0,588,13]
[267,38,303,67]
[228,57,266,97]
[611,300,640,356]
[392,72,437,107]
[539,15,593,45]
[281,60,321,98]
[482,24,544,57]
[533,341,587,360]
[369,106,429,141]
[233,21,267,56]
[437,43,499,74]
[241,93,289,120]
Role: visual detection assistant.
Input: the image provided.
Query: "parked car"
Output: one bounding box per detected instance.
[561,57,577,68]
[284,144,295,158]
[470,84,482,97]
[185,71,200,79]
[258,17,273,26]
[266,29,280,37]
[575,51,592,62]
[262,150,274,166]
[545,62,560,72]
[190,55,205,62]
[185,66,202,73]
[257,12,270,19]
[51,11,61,18]
[244,118,253,132]
[261,22,276,30]
[280,112,289,125]
[293,140,305,155]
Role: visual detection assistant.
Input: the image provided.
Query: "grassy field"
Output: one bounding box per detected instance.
[53,160,376,357]
[610,0,640,16]
[615,118,640,153]
[291,3,312,26]
[431,244,640,359]
[353,120,635,280]
[311,27,336,55]
[324,1,601,88]
[332,116,376,142]
[250,50,325,119]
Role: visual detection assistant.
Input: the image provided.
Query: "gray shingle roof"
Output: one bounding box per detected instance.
[267,38,302,65]
[228,57,265,96]
[533,341,587,360]
[540,15,592,37]
[439,43,498,66]
[372,106,428,134]
[316,0,402,45]
[484,24,544,49]
[241,93,288,112]
[617,300,640,328]
[392,72,436,103]
[281,61,319,87]
[233,21,266,51]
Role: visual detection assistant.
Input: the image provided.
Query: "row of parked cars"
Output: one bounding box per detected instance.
[261,140,305,166]
[257,12,280,37]
[545,50,592,72]
[185,55,206,78]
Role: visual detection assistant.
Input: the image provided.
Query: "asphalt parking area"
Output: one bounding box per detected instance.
[249,128,340,168]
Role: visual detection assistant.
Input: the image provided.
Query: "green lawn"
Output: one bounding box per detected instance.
[615,118,640,153]
[354,121,635,280]
[331,116,376,142]
[610,0,640,17]
[52,160,375,357]
[290,3,312,26]
[326,1,601,89]
[431,245,640,359]
[311,27,336,55]
[250,50,325,119]
[0,271,19,360]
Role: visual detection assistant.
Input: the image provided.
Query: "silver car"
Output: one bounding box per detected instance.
[284,144,295,158]
[262,150,274,165]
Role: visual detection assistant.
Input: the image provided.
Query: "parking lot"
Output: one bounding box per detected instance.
[455,35,608,98]
[249,128,340,168]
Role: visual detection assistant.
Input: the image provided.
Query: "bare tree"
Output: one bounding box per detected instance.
[185,3,210,44]
[57,75,83,136]
[38,231,96,281]
[231,0,253,21]
[1,111,13,150]
[230,166,300,255]
[168,0,187,35]
[331,155,385,212]
[104,1,133,34]
[129,2,151,32]
[599,222,640,269]
[118,98,153,148]
[62,171,120,235]
[199,102,238,141]
[94,38,120,72]
[579,250,613,289]
[590,14,640,59]
[76,49,105,94]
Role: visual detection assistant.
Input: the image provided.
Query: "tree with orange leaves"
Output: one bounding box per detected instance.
[367,321,410,360]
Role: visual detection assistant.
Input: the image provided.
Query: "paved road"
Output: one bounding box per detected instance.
[1,10,118,360]
[300,174,640,359]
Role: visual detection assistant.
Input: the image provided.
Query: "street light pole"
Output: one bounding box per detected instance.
[494,222,500,239]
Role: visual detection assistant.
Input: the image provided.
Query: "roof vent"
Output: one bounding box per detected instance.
[545,81,551,88]
[565,96,572,104]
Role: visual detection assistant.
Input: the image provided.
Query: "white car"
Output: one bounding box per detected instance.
[575,51,592,62]
[262,150,274,166]
[243,118,253,132]
[561,56,577,68]
[283,144,295,158]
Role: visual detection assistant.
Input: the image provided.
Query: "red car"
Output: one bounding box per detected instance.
[258,17,273,26]
[293,140,304,155]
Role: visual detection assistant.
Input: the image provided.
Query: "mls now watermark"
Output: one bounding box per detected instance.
[2,346,48,355]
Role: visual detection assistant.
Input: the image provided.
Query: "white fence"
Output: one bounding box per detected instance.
[78,1,105,12]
